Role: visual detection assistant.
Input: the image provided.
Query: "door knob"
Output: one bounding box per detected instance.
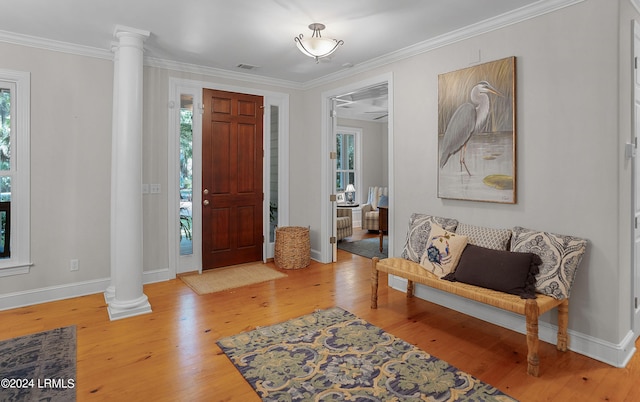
[203,189,209,195]
[203,200,209,206]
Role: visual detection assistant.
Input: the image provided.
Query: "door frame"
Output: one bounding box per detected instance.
[168,77,290,276]
[320,72,394,263]
[632,20,640,337]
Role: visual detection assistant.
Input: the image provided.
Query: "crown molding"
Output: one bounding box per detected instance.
[302,0,585,89]
[0,29,113,60]
[143,57,304,90]
[0,0,584,90]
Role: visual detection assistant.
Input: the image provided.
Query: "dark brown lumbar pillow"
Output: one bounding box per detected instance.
[443,244,541,299]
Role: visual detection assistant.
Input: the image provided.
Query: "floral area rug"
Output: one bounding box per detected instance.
[0,326,76,402]
[217,307,516,401]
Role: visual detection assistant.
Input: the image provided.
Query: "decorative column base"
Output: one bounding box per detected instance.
[107,294,152,321]
[103,286,116,303]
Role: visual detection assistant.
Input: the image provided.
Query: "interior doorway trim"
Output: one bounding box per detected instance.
[319,72,394,263]
[632,20,640,339]
[168,77,290,277]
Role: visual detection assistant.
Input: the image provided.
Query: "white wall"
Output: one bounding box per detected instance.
[389,0,622,347]
[0,43,113,301]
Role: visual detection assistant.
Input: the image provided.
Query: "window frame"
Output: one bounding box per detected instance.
[336,126,362,203]
[0,69,31,276]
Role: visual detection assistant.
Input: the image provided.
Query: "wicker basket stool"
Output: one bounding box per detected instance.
[274,226,310,269]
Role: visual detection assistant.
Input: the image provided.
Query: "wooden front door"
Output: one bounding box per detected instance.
[202,89,264,269]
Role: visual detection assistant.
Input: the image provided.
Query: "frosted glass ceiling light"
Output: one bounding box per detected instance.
[295,23,343,63]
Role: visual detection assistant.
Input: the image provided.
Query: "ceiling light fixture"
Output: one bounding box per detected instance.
[295,23,343,63]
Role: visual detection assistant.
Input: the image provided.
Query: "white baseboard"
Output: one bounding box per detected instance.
[310,248,323,263]
[0,268,173,312]
[141,267,173,284]
[388,275,635,369]
[0,277,111,311]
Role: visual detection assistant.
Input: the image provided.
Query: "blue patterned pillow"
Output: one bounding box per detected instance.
[401,213,458,262]
[510,227,587,299]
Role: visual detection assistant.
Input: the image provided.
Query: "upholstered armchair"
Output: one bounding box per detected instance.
[361,186,388,231]
[336,208,353,241]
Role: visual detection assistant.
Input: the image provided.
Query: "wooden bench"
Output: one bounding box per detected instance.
[371,256,569,377]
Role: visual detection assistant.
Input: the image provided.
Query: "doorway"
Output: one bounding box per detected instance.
[201,89,264,269]
[169,78,290,277]
[320,73,394,263]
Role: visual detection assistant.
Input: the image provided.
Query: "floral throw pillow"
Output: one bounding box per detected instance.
[419,224,468,278]
[401,213,459,262]
[510,226,588,299]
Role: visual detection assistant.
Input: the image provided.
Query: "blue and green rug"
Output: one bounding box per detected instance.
[217,307,516,401]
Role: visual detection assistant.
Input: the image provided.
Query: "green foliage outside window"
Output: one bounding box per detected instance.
[179,108,193,242]
[180,108,193,191]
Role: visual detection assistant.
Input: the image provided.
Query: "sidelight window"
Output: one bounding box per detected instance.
[179,95,194,256]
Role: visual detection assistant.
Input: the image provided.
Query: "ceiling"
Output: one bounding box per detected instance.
[0,0,566,121]
[336,83,389,123]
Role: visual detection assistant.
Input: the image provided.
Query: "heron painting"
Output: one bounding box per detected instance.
[437,57,516,204]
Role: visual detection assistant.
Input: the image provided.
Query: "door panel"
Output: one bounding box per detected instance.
[238,123,256,192]
[203,89,263,269]
[211,121,231,194]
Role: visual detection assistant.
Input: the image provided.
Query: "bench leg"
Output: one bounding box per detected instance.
[525,300,540,377]
[371,257,379,309]
[557,299,569,351]
[407,280,414,298]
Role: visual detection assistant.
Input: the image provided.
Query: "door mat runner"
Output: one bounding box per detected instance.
[180,263,287,295]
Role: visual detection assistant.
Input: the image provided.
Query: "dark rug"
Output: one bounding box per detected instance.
[0,326,76,402]
[217,307,516,401]
[338,236,388,259]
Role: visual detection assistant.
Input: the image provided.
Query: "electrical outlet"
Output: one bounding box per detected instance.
[150,184,161,194]
[70,259,79,272]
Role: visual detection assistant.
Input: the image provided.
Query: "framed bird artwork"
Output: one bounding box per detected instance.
[437,56,516,204]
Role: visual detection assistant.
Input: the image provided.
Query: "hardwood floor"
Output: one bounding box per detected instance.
[1,244,638,401]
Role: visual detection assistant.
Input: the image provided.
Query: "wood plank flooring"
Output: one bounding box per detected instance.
[1,232,638,401]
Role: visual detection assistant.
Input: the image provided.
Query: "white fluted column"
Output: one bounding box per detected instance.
[108,25,151,320]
